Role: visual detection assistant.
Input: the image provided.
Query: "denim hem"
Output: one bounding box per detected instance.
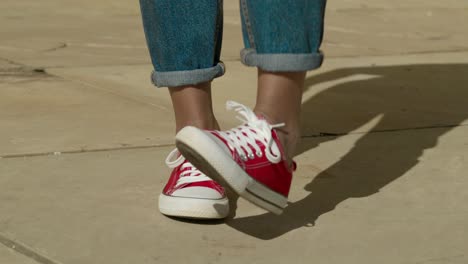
[150,62,225,87]
[240,48,324,72]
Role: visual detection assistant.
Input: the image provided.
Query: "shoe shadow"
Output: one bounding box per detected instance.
[226,63,468,239]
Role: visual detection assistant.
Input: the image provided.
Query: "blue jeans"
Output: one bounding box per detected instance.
[139,0,327,87]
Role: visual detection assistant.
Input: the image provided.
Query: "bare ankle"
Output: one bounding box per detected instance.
[169,82,219,133]
[175,116,220,132]
[275,128,300,166]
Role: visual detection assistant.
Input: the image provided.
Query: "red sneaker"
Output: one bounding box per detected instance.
[175,101,295,215]
[159,149,229,219]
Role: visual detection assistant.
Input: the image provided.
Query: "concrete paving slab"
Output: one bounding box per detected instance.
[0,73,175,157]
[1,125,467,264]
[1,1,467,68]
[300,53,468,136]
[0,0,242,68]
[1,1,468,263]
[0,0,148,67]
[324,1,468,57]
[48,52,468,138]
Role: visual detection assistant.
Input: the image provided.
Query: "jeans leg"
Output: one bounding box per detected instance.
[239,0,326,72]
[139,0,224,87]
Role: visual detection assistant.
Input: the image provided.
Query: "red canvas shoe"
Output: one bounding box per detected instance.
[175,101,295,215]
[159,149,229,219]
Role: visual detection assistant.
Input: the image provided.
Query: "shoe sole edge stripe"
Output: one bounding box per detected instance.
[158,194,229,219]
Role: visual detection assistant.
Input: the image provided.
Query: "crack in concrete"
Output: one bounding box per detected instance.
[43,43,68,53]
[0,67,49,77]
[0,57,25,68]
[0,233,62,264]
[0,57,50,79]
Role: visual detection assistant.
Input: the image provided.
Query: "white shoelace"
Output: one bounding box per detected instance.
[165,149,211,187]
[214,101,285,164]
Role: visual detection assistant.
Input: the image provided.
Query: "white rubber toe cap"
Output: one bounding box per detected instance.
[172,186,224,200]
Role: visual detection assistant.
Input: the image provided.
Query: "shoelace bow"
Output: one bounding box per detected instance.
[217,101,285,164]
[165,149,211,186]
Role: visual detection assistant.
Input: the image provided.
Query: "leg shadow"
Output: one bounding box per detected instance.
[226,64,468,239]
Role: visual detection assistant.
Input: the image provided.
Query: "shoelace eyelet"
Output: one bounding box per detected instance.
[240,154,248,161]
[248,153,255,160]
[222,101,285,164]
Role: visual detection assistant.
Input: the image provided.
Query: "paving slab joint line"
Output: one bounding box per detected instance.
[302,123,468,138]
[0,233,63,264]
[0,143,175,159]
[2,124,467,159]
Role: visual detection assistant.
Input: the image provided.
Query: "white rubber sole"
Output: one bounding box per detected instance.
[175,126,288,215]
[159,194,229,219]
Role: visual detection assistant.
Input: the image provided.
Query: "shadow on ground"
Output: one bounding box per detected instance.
[226,63,468,239]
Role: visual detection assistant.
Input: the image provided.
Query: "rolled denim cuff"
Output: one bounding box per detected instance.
[240,48,324,72]
[150,62,225,87]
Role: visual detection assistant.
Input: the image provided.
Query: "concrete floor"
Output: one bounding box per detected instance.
[1,1,468,263]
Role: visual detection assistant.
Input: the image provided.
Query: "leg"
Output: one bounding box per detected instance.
[254,70,306,164]
[139,0,229,219]
[241,0,327,162]
[169,83,220,133]
[173,0,327,215]
[139,0,224,132]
